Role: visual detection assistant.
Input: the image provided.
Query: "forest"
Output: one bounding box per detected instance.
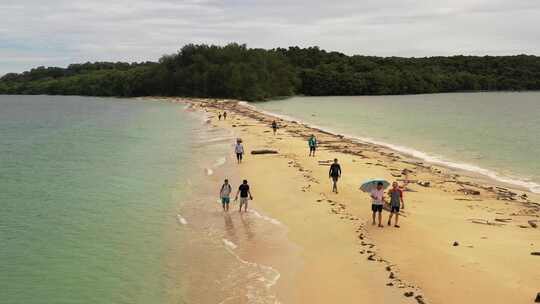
[1,43,539,101]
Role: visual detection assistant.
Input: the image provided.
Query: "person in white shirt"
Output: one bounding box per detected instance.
[219,179,232,211]
[370,182,386,227]
[235,140,244,164]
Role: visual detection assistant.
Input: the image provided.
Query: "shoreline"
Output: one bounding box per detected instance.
[240,100,540,195]
[163,97,539,303]
[212,97,539,200]
[166,106,301,304]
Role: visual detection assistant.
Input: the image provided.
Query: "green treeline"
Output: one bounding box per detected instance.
[1,43,539,101]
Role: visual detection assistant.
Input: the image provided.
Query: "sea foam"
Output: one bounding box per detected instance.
[249,210,282,226]
[177,214,188,225]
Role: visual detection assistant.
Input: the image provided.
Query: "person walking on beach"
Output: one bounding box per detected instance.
[218,112,222,120]
[235,139,244,164]
[223,111,227,120]
[387,182,404,227]
[329,158,341,193]
[371,182,386,227]
[235,179,253,213]
[271,120,278,135]
[219,179,232,212]
[308,134,317,157]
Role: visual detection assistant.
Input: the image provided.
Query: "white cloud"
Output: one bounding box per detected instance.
[1,0,539,74]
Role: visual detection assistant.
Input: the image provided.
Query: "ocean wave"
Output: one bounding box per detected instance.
[350,136,540,194]
[246,103,540,194]
[222,238,238,249]
[194,136,234,145]
[249,210,283,226]
[176,214,188,225]
[221,238,282,303]
[214,156,226,167]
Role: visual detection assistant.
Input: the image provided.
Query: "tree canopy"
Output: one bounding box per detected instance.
[1,43,539,101]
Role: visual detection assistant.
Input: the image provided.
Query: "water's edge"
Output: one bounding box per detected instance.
[241,101,540,194]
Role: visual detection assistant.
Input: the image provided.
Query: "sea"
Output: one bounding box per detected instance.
[254,92,540,193]
[1,95,293,304]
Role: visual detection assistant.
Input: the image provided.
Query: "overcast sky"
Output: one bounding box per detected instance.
[1,0,539,74]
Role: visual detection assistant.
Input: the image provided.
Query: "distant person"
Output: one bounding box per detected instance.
[235,179,253,213]
[271,120,278,135]
[308,134,317,157]
[387,182,404,228]
[328,158,341,193]
[370,182,386,227]
[218,112,222,120]
[235,139,244,164]
[219,179,232,212]
[223,111,227,120]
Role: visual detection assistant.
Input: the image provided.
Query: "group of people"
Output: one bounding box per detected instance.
[219,120,405,227]
[219,179,253,212]
[327,157,404,228]
[217,111,228,120]
[370,181,405,228]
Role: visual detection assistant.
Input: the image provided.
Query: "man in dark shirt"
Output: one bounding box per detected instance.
[329,158,341,193]
[235,179,253,212]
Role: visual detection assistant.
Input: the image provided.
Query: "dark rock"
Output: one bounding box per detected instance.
[402,169,413,175]
[535,292,540,302]
[531,252,540,256]
[529,220,538,228]
[389,272,395,279]
[250,149,278,155]
[453,241,459,247]
[367,254,376,261]
[415,295,426,304]
[404,291,414,297]
[458,188,481,195]
[418,181,430,187]
[386,282,394,286]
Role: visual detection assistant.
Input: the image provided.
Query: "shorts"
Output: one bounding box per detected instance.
[221,197,230,204]
[236,153,243,160]
[310,146,316,152]
[331,175,339,182]
[239,197,249,205]
[371,204,383,213]
[391,206,400,213]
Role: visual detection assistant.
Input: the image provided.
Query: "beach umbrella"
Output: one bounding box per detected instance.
[360,179,390,193]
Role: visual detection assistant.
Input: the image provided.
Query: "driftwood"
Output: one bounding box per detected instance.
[467,218,505,226]
[250,149,278,155]
[458,188,481,195]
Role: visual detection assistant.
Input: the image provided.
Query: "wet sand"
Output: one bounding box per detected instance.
[169,97,539,304]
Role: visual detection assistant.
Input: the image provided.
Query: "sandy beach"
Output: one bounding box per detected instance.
[175,97,539,304]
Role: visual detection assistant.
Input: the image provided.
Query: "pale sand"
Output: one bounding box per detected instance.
[175,98,539,303]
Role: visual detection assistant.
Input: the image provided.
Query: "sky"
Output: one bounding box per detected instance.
[1,0,539,75]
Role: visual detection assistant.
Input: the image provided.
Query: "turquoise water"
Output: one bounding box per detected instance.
[255,92,540,193]
[0,96,199,304]
[1,95,293,304]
